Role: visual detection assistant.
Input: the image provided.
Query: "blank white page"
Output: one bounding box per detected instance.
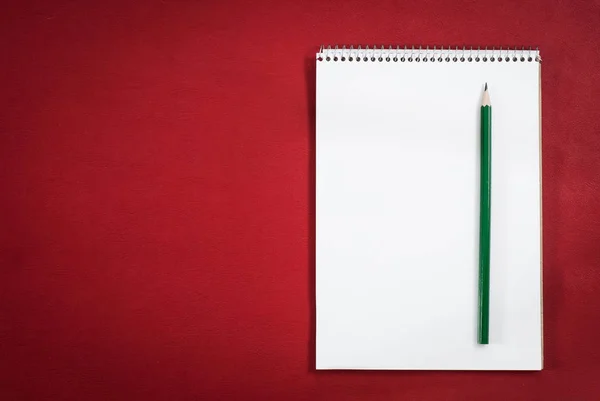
[316,49,542,370]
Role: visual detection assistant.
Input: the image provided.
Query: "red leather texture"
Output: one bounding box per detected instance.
[2,0,600,400]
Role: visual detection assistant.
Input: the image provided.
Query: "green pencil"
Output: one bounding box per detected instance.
[478,83,492,345]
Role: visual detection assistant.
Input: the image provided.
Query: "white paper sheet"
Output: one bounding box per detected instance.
[316,54,542,370]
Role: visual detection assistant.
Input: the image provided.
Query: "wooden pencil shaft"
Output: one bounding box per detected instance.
[478,103,492,344]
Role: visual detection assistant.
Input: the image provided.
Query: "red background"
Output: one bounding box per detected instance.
[2,0,600,400]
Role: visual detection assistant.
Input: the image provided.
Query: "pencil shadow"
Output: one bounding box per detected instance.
[305,53,316,373]
[474,100,482,345]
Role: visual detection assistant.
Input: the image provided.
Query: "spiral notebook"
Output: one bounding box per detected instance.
[316,46,542,370]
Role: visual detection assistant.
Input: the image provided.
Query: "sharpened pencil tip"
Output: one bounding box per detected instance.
[482,83,491,106]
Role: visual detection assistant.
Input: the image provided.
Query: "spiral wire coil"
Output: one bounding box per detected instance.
[316,45,541,63]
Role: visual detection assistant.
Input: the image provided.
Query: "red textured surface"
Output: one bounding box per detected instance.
[1,0,600,400]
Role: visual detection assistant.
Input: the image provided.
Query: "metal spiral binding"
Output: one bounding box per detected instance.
[316,45,541,63]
